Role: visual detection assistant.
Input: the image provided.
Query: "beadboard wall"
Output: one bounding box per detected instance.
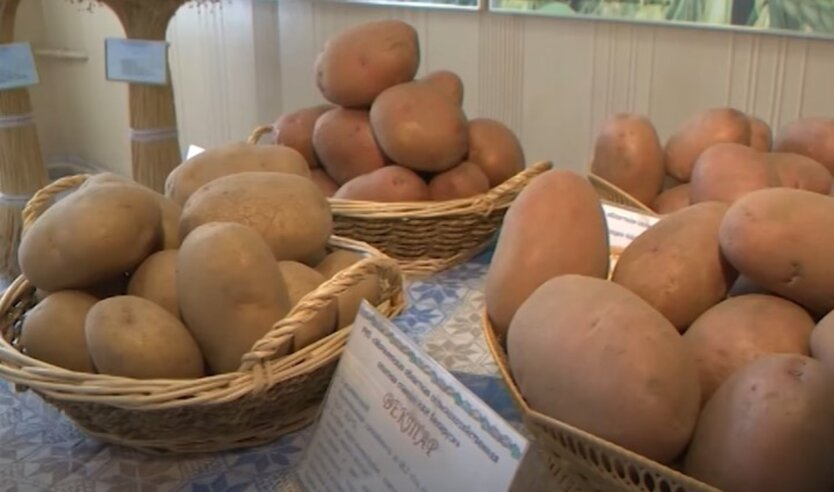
[14,0,834,176]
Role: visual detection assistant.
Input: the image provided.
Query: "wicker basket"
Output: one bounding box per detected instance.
[0,174,406,454]
[248,125,553,276]
[588,174,656,214]
[482,314,718,492]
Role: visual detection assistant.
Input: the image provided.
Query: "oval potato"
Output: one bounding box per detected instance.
[419,70,464,106]
[467,118,525,188]
[21,291,98,372]
[590,113,665,205]
[508,275,701,464]
[428,161,490,201]
[767,152,832,195]
[749,116,773,152]
[651,183,691,214]
[272,104,334,168]
[313,108,388,185]
[774,117,834,175]
[127,250,179,318]
[334,165,429,202]
[690,143,776,204]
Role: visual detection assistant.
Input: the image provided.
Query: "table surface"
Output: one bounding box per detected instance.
[0,249,555,492]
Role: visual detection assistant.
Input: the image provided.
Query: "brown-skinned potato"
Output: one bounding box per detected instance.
[334,166,429,202]
[467,118,525,188]
[419,70,464,106]
[313,108,388,185]
[428,161,490,200]
[774,117,834,175]
[272,104,334,168]
[689,143,776,204]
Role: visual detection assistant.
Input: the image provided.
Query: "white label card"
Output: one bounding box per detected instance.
[602,202,660,269]
[296,302,529,492]
[105,38,168,86]
[0,43,39,90]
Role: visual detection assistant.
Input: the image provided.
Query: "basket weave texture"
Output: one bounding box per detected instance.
[248,123,553,276]
[481,314,718,492]
[588,173,656,214]
[0,174,406,454]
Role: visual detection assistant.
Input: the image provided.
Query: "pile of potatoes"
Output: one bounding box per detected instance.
[590,108,834,214]
[486,160,834,490]
[269,20,526,202]
[17,143,386,379]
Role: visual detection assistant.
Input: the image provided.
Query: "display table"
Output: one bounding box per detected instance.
[0,248,554,491]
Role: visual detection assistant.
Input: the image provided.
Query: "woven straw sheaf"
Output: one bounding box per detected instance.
[481,315,718,492]
[247,124,554,276]
[0,174,406,454]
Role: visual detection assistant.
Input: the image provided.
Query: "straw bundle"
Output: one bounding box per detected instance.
[0,0,50,281]
[69,0,220,192]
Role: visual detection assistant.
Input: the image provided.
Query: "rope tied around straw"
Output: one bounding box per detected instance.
[128,127,179,143]
[0,112,34,129]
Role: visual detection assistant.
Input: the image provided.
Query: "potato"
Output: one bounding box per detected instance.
[180,172,332,264]
[419,70,464,106]
[19,184,161,292]
[485,170,609,338]
[314,20,419,108]
[313,108,388,185]
[127,250,179,318]
[683,294,813,404]
[311,169,339,197]
[428,161,490,200]
[316,251,381,329]
[774,117,834,175]
[334,166,429,202]
[178,222,292,374]
[719,188,834,316]
[612,202,737,331]
[689,143,776,204]
[651,183,691,214]
[749,116,772,152]
[811,311,834,375]
[508,275,701,464]
[277,261,337,351]
[467,118,525,188]
[590,113,665,205]
[684,354,834,492]
[664,107,752,181]
[20,291,98,372]
[164,142,310,206]
[272,104,334,168]
[85,295,205,379]
[767,152,833,195]
[370,81,469,173]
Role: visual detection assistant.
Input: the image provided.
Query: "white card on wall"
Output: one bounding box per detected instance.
[105,38,168,86]
[295,302,528,492]
[0,43,39,91]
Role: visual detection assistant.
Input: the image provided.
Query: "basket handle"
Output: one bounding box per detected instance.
[22,174,90,231]
[247,124,275,145]
[475,160,552,209]
[238,245,404,372]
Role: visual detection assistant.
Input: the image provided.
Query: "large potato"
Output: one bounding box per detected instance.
[811,311,834,375]
[164,142,310,206]
[370,81,469,173]
[485,170,609,338]
[651,183,691,214]
[612,202,737,331]
[719,188,834,316]
[313,108,388,185]
[178,222,292,374]
[419,70,464,106]
[127,250,179,318]
[767,152,832,194]
[467,118,525,187]
[590,113,665,205]
[334,166,429,202]
[508,275,701,464]
[749,116,772,152]
[19,184,161,292]
[272,104,334,168]
[311,169,339,197]
[86,295,205,379]
[774,117,834,175]
[684,354,834,492]
[20,291,98,372]
[689,143,776,204]
[428,161,490,200]
[316,251,382,329]
[180,172,332,263]
[664,107,752,181]
[683,294,814,404]
[314,20,419,108]
[277,261,337,351]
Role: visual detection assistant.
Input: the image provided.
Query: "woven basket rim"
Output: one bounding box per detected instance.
[480,311,718,491]
[587,173,656,215]
[0,174,406,409]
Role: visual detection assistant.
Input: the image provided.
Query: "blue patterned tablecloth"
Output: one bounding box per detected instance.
[0,248,551,492]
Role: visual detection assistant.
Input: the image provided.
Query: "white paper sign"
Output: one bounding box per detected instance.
[0,43,39,90]
[105,38,168,86]
[602,202,660,270]
[296,302,528,492]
